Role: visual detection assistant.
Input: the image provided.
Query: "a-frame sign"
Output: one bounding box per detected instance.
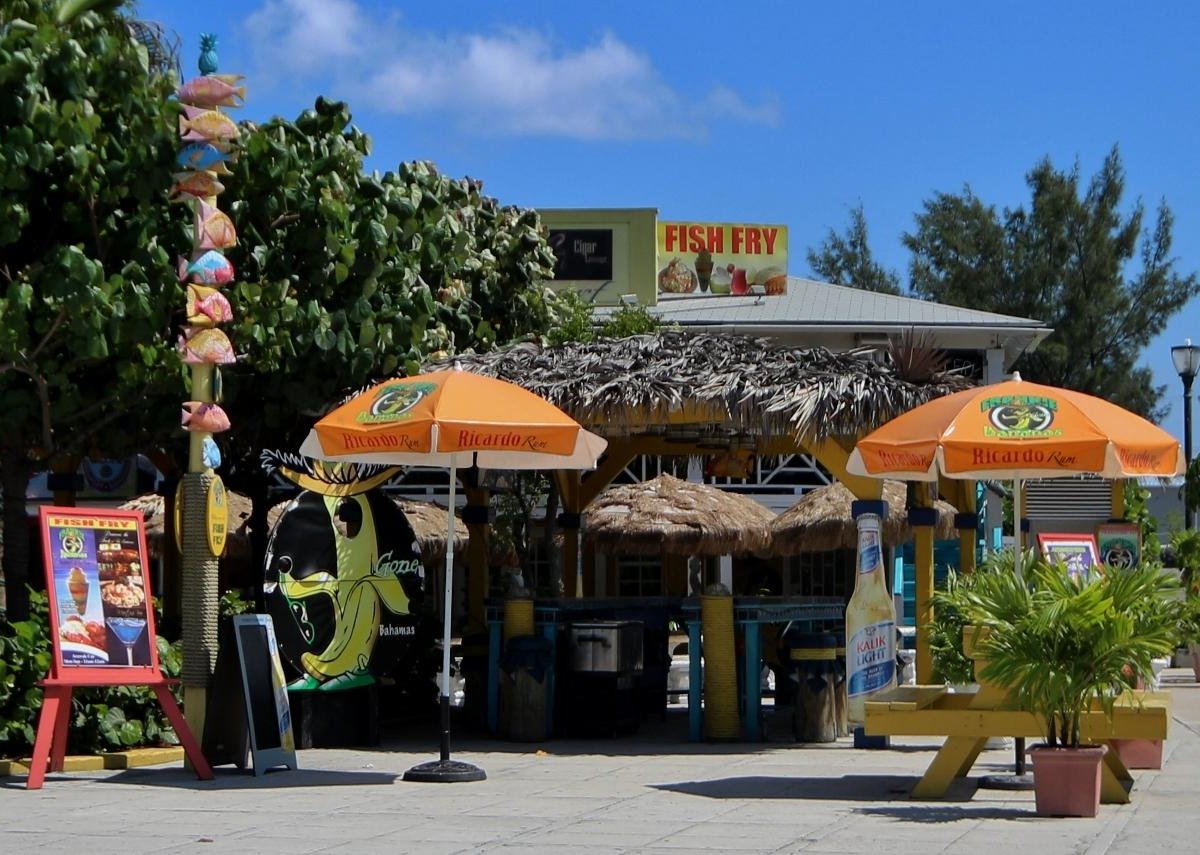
[26,506,213,789]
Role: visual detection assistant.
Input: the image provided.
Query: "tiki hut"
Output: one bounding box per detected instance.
[769,480,958,555]
[583,473,774,556]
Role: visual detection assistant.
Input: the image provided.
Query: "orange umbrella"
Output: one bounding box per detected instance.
[848,373,1183,567]
[300,370,606,468]
[848,374,1184,483]
[300,369,607,782]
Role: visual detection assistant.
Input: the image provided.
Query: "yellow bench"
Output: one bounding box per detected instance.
[865,685,1170,803]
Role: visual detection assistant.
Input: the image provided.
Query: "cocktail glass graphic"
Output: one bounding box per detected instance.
[105,615,147,665]
[100,578,148,665]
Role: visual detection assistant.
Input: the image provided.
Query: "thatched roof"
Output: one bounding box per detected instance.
[427,331,971,443]
[120,492,467,561]
[394,498,469,560]
[769,480,958,555]
[583,473,775,556]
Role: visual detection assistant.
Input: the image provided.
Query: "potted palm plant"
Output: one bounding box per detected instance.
[959,556,1178,817]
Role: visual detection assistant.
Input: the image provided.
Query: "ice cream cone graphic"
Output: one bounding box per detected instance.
[67,566,89,614]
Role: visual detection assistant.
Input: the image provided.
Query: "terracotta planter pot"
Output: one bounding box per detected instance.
[1028,744,1107,817]
[1111,738,1162,770]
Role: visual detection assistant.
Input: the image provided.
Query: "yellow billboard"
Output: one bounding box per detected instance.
[657,222,788,296]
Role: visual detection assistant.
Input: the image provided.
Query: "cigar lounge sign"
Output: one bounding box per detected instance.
[657,221,788,297]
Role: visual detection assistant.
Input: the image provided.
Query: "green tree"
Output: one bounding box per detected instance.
[0,2,183,618]
[806,204,902,295]
[903,147,1199,420]
[215,100,561,559]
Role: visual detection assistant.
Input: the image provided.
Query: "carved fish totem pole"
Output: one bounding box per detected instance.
[173,34,243,732]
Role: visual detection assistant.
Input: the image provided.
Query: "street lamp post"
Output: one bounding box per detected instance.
[1172,339,1200,530]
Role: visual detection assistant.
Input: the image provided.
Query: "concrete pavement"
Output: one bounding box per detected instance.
[2,671,1199,854]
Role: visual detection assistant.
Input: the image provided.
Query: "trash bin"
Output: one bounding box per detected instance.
[500,635,554,741]
[786,631,839,743]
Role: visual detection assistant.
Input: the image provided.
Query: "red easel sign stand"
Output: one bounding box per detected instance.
[26,507,213,789]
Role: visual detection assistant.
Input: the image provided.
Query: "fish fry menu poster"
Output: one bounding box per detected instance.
[40,507,160,677]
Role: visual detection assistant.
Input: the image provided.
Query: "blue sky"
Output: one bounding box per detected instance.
[137,0,1200,441]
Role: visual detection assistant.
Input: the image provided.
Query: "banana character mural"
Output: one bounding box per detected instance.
[261,453,424,692]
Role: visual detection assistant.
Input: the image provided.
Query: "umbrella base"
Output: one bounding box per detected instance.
[403,759,487,783]
[978,773,1035,790]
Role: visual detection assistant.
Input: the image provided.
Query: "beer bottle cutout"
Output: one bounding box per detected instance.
[845,512,897,724]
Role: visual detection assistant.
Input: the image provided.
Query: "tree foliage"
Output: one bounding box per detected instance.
[903,147,1199,420]
[0,2,183,617]
[806,204,902,295]
[217,99,560,488]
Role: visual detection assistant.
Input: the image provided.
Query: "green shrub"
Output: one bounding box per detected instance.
[0,589,186,758]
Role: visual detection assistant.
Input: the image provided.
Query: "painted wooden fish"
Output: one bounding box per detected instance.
[177,142,235,173]
[186,283,233,327]
[201,436,223,468]
[181,401,231,433]
[177,75,246,109]
[179,105,239,142]
[178,327,236,365]
[169,170,225,201]
[183,250,234,285]
[194,200,237,249]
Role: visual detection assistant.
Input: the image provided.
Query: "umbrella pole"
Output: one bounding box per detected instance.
[980,475,1032,790]
[404,460,486,783]
[440,461,457,763]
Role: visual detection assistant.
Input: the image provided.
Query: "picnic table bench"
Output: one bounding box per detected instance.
[864,683,1170,803]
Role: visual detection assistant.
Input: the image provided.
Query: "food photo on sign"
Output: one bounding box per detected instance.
[656,221,788,296]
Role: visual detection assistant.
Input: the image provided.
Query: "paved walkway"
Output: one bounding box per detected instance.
[3,671,1199,854]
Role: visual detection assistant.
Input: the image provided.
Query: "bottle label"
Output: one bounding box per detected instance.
[847,619,896,698]
[858,524,882,575]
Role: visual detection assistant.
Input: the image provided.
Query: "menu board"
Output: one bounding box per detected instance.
[39,507,161,681]
[233,614,297,775]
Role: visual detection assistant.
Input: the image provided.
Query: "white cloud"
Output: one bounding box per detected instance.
[245,0,373,75]
[241,2,778,141]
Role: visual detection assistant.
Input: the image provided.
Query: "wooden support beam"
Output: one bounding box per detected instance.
[463,486,490,633]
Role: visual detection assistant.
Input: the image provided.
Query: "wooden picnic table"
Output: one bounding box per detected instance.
[864,682,1170,803]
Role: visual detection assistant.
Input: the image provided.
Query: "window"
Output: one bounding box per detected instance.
[616,555,662,597]
[783,549,853,599]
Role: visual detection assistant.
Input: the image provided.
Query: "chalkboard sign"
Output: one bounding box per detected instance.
[233,614,297,775]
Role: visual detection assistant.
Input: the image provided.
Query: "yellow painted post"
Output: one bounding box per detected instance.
[1111,479,1126,521]
[700,592,740,739]
[175,35,243,743]
[909,501,936,684]
[955,481,978,573]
